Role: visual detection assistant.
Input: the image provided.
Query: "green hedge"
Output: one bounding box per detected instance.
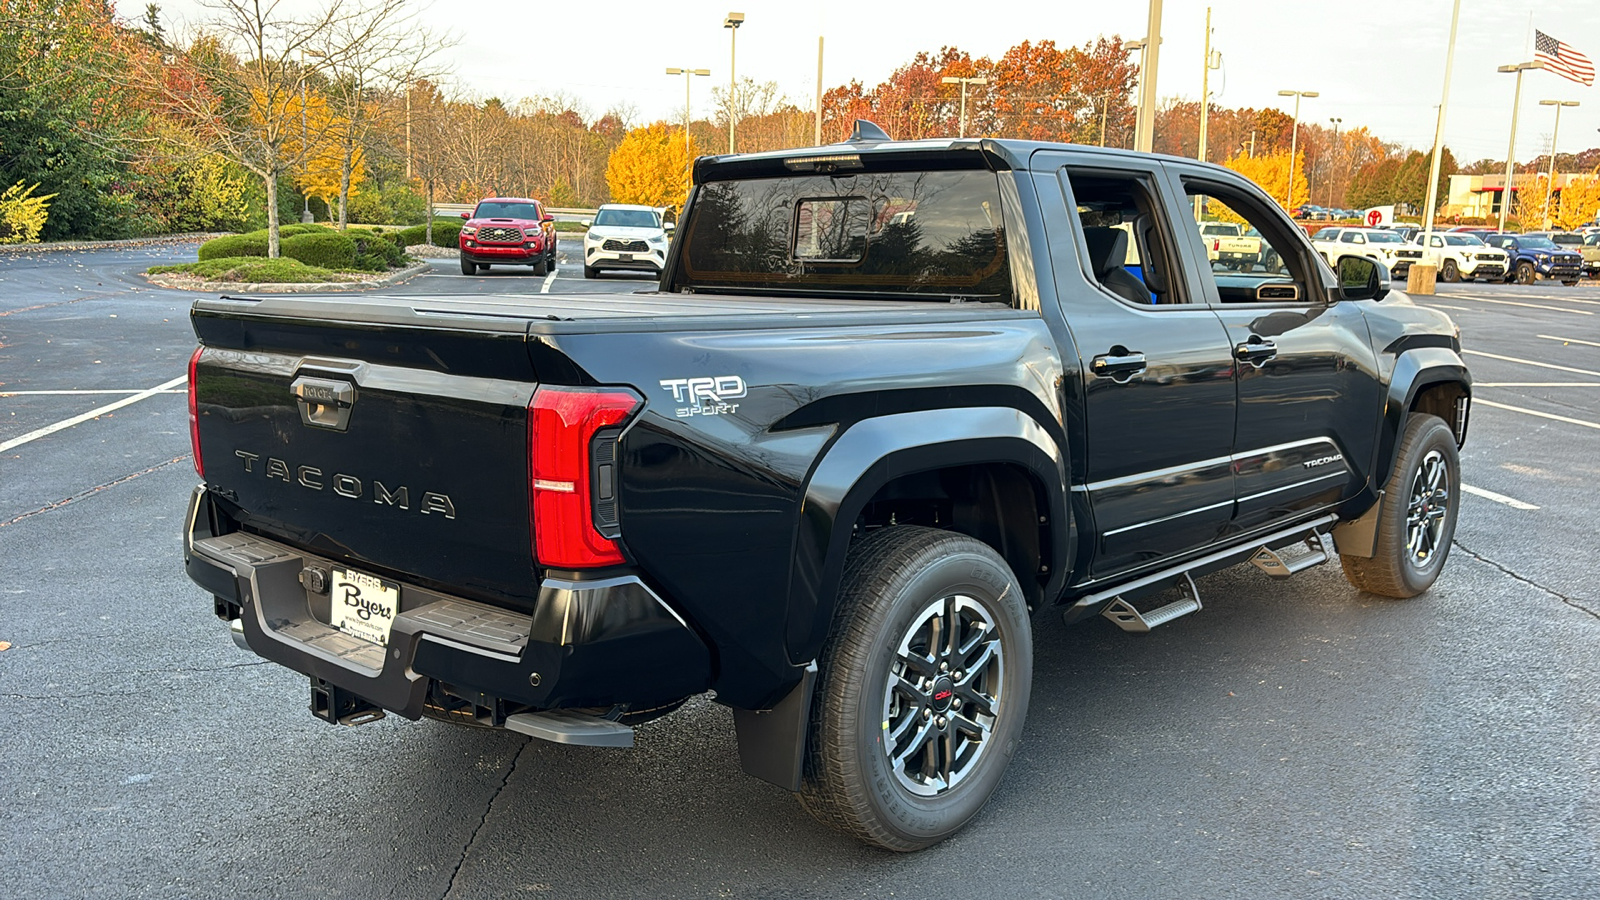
[198,232,268,260]
[149,256,344,283]
[396,218,463,248]
[281,232,356,270]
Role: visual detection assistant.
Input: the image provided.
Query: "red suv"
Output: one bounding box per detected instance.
[458,197,557,276]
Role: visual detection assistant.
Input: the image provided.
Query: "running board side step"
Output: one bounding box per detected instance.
[505,710,634,748]
[1066,513,1341,631]
[1249,530,1332,579]
[1101,572,1201,633]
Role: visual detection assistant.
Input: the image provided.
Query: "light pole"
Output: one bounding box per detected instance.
[1123,39,1146,149]
[1496,60,1543,233]
[940,75,987,138]
[1197,7,1220,163]
[1327,117,1342,207]
[1538,99,1579,228]
[724,12,743,154]
[666,67,711,187]
[1133,0,1163,153]
[1421,0,1461,245]
[1277,89,1318,210]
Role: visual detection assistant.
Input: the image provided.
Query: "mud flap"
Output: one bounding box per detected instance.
[732,661,817,792]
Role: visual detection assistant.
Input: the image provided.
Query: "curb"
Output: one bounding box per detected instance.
[0,233,229,254]
[144,260,432,294]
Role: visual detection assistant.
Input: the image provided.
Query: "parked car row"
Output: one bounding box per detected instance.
[1307,223,1598,285]
[454,198,674,279]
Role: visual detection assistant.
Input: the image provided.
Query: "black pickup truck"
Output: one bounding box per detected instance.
[183,124,1469,851]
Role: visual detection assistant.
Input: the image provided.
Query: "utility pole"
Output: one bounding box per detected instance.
[1496,60,1543,232]
[404,85,412,181]
[1421,0,1461,245]
[1197,7,1220,163]
[1099,93,1110,147]
[941,76,987,138]
[1278,89,1319,209]
[814,36,824,145]
[1133,0,1163,153]
[666,67,711,186]
[724,12,744,154]
[1538,99,1580,228]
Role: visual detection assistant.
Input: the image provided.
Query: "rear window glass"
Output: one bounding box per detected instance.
[676,170,1011,302]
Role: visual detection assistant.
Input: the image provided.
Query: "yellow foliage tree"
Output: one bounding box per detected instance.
[606,123,697,213]
[1512,173,1554,230]
[0,182,57,244]
[278,89,364,217]
[1222,151,1310,214]
[1553,172,1600,231]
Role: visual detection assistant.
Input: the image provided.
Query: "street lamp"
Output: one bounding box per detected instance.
[1327,117,1342,207]
[724,12,744,154]
[1538,99,1579,228]
[1495,60,1543,232]
[1277,89,1319,209]
[666,67,711,186]
[940,75,987,138]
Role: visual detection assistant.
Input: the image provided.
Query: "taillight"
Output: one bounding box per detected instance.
[188,346,204,479]
[1212,238,1221,252]
[528,386,641,568]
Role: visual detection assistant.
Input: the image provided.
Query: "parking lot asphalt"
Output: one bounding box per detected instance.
[2,245,1597,900]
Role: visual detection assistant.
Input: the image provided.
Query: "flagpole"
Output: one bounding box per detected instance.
[1421,0,1461,246]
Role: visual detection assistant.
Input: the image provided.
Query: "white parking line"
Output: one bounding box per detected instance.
[1461,484,1540,510]
[1462,350,1600,378]
[0,375,186,452]
[1474,398,1600,431]
[540,269,557,293]
[1429,304,1473,311]
[1,389,187,396]
[1434,295,1593,315]
[1537,333,1600,349]
[1473,382,1600,387]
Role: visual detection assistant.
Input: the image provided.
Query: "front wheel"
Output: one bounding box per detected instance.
[799,526,1032,851]
[1516,261,1536,284]
[458,254,475,276]
[1439,259,1460,283]
[1340,413,1460,598]
[531,255,547,276]
[1562,279,1579,287]
[583,265,597,279]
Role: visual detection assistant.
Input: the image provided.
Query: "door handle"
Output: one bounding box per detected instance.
[1091,347,1147,382]
[1234,337,1278,367]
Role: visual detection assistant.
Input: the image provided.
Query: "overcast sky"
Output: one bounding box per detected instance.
[132,0,1600,165]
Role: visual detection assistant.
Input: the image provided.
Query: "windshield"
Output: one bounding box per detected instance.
[1366,231,1404,243]
[594,208,661,228]
[475,201,540,219]
[675,169,1011,302]
[1520,237,1560,250]
[1444,235,1484,246]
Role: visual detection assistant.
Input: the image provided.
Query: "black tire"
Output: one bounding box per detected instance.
[1439,259,1460,283]
[459,254,475,276]
[798,526,1032,851]
[1340,413,1459,598]
[1562,279,1578,287]
[583,265,597,279]
[1516,261,1536,285]
[531,255,547,276]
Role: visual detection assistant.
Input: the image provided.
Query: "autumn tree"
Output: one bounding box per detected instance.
[1224,151,1309,212]
[606,123,696,213]
[1554,171,1600,229]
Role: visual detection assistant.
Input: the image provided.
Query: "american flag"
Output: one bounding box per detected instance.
[1535,30,1595,87]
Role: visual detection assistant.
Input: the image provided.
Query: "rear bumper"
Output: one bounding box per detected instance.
[184,486,710,720]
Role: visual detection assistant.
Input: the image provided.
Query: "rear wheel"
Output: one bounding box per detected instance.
[1439,259,1460,282]
[799,526,1032,851]
[1340,413,1459,598]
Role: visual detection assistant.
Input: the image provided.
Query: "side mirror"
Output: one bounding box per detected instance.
[541,214,555,223]
[580,219,592,227]
[1337,256,1390,302]
[459,212,470,219]
[664,222,675,232]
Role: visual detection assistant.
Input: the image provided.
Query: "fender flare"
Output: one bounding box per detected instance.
[784,406,1070,669]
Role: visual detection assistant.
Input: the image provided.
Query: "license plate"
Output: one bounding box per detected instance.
[330,568,399,646]
[618,253,633,261]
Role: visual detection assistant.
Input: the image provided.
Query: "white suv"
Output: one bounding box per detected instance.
[582,204,672,278]
[1309,227,1427,275]
[1411,232,1509,283]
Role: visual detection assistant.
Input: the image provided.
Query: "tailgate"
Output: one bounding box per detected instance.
[191,298,540,607]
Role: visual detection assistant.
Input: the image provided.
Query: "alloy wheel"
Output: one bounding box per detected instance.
[881,594,1005,797]
[1405,449,1450,568]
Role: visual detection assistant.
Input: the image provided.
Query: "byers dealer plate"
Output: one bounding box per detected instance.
[330,568,399,646]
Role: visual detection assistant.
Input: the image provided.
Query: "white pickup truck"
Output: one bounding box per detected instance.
[1410,232,1509,283]
[1199,222,1262,271]
[1310,227,1426,275]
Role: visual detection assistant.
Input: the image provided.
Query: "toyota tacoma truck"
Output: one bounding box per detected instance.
[458,197,557,276]
[1199,221,1262,270]
[184,124,1471,851]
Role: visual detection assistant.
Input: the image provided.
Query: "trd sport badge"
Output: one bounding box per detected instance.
[659,376,747,417]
